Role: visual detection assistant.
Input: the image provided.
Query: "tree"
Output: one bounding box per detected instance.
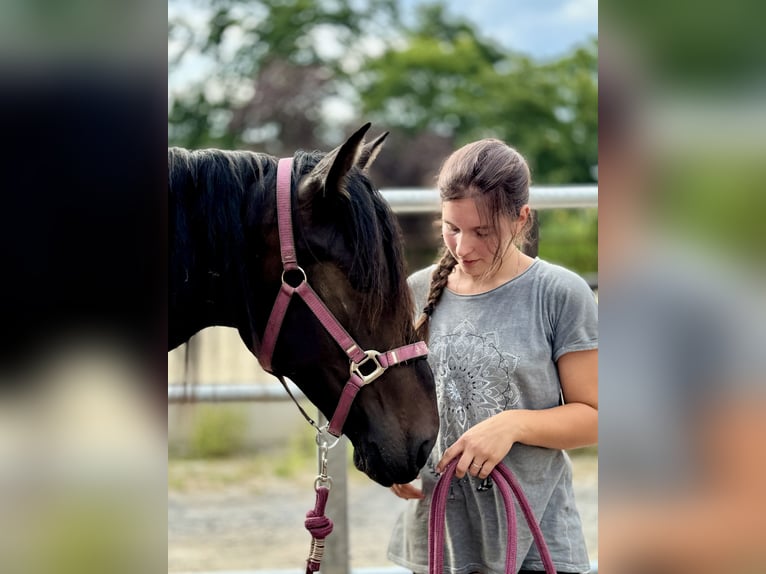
[355,4,597,184]
[168,1,598,273]
[168,0,399,153]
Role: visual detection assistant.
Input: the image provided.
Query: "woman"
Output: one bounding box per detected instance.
[387,139,598,574]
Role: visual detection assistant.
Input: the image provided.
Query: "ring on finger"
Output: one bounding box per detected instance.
[470,462,482,469]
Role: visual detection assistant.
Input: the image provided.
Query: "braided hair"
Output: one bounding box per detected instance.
[415,139,532,342]
[414,248,457,340]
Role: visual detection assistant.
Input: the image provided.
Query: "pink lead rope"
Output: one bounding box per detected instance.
[429,459,557,574]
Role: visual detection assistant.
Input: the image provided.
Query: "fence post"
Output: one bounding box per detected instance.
[317,412,350,574]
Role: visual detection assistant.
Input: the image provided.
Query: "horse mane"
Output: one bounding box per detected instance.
[168,147,273,299]
[169,146,414,338]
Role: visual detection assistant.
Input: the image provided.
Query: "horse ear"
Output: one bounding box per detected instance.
[357,131,389,173]
[300,123,371,200]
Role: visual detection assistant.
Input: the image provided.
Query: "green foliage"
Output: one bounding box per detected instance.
[169,0,597,186]
[655,153,766,265]
[272,424,317,478]
[186,404,249,459]
[168,0,399,151]
[357,4,598,184]
[537,208,598,274]
[603,0,766,86]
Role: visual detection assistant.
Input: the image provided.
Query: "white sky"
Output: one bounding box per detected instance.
[400,0,597,59]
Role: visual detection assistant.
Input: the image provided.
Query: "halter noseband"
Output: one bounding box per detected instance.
[258,157,429,437]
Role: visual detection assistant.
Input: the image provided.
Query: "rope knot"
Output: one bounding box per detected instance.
[305,486,333,538]
[304,485,334,574]
[304,513,334,538]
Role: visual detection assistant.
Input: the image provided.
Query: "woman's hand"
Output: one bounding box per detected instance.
[390,481,424,500]
[436,411,519,480]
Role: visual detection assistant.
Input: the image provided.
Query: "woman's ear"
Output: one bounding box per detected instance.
[516,205,531,232]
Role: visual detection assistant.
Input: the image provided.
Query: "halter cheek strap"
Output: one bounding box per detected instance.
[259,157,429,437]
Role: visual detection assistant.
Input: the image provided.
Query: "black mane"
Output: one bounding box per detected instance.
[168,147,274,264]
[169,146,411,334]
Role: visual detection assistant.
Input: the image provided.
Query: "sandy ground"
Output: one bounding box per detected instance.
[169,329,598,572]
[168,454,597,572]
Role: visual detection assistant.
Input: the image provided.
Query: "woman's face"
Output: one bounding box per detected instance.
[441,198,514,279]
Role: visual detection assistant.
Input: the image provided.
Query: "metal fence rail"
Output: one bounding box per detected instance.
[168,382,304,403]
[381,185,597,213]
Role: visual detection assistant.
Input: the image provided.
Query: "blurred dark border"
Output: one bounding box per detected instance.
[0,64,167,404]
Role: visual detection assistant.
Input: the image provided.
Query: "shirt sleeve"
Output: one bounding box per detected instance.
[407,265,436,322]
[549,267,599,362]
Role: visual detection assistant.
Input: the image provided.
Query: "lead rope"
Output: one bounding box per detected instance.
[428,459,556,574]
[274,374,336,573]
[304,431,339,573]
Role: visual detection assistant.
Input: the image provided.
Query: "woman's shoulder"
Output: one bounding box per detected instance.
[407,265,436,310]
[532,259,594,295]
[407,265,436,290]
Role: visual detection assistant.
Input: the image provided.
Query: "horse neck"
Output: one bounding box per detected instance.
[168,149,275,348]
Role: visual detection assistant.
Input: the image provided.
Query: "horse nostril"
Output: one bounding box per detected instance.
[416,438,435,469]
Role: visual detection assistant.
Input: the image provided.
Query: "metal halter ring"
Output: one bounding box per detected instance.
[316,427,341,450]
[281,266,307,288]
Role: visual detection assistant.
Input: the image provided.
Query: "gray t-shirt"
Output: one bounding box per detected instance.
[388,258,598,574]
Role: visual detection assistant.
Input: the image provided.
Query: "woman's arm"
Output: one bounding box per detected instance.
[436,348,598,479]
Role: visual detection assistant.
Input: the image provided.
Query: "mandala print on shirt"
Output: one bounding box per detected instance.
[431,318,520,449]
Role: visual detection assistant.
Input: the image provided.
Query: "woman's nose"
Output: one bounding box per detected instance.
[455,234,473,257]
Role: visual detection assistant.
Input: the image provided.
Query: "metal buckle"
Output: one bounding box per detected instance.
[350,350,386,385]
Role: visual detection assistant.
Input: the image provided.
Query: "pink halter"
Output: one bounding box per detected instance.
[258,157,429,437]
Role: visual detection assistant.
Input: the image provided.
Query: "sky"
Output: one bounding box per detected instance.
[399,0,597,59]
[169,0,597,97]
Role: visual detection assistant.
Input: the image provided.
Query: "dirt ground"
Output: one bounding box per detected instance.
[168,453,597,572]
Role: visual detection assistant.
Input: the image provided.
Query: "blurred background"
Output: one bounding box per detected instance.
[167,0,598,572]
[598,2,766,573]
[168,0,599,270]
[3,0,763,572]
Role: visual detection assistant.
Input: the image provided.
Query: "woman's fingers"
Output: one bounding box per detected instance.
[454,451,476,478]
[436,445,458,474]
[476,460,496,480]
[390,482,424,500]
[468,459,486,477]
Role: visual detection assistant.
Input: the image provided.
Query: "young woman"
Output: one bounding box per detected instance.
[387,139,598,574]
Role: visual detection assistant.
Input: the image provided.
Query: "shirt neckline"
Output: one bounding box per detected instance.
[444,258,541,297]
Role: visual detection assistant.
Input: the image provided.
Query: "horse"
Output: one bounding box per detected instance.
[168,123,438,486]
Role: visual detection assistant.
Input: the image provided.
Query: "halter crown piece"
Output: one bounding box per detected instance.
[259,157,429,437]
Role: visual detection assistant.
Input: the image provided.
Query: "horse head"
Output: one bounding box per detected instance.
[250,124,438,486]
[168,124,438,486]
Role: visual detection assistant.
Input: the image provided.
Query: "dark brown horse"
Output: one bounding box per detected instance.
[168,124,438,486]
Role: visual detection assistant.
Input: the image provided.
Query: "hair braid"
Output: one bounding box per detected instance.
[415,248,457,341]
